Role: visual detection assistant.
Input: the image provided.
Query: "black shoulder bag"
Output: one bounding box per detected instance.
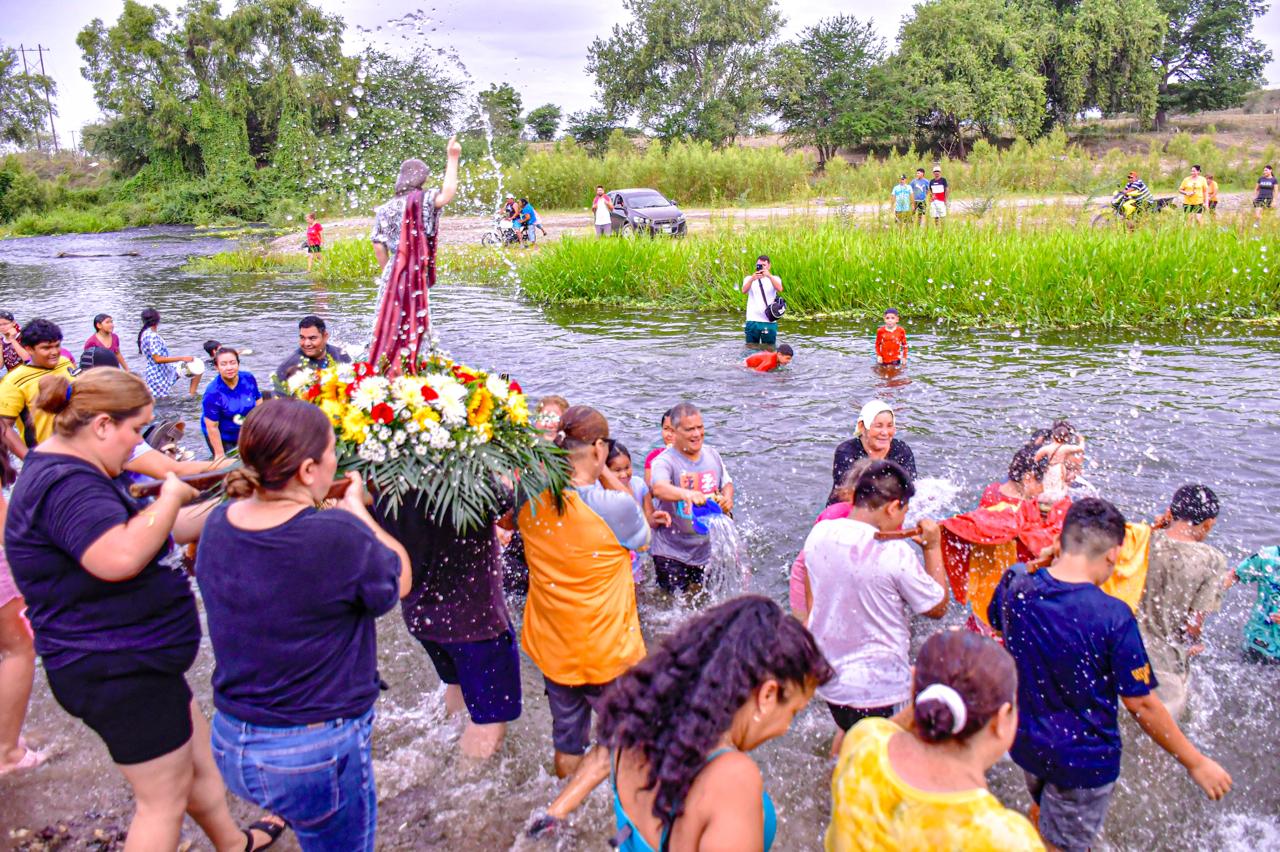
[757,277,787,321]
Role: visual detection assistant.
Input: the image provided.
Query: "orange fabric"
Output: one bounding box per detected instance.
[876,326,907,362]
[1100,523,1153,613]
[745,351,780,372]
[518,490,646,685]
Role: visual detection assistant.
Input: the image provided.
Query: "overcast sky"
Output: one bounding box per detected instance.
[6,0,1280,142]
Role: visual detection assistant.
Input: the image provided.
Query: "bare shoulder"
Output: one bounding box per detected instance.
[693,750,763,798]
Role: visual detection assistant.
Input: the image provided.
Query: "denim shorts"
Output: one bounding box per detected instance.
[744,320,777,346]
[212,707,377,852]
[418,628,522,725]
[1024,771,1115,852]
[543,677,611,756]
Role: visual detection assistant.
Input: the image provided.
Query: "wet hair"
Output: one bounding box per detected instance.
[660,407,674,428]
[1008,444,1048,484]
[92,313,111,332]
[777,344,794,357]
[554,404,609,451]
[606,439,632,467]
[913,631,1017,744]
[597,596,833,838]
[669,401,700,429]
[298,315,326,333]
[35,368,151,437]
[1028,428,1052,448]
[853,460,915,510]
[203,339,222,358]
[79,346,121,371]
[20,318,62,348]
[137,308,160,352]
[224,399,333,498]
[537,394,570,414]
[884,308,899,316]
[1060,498,1127,558]
[1049,419,1077,444]
[214,346,240,364]
[1170,484,1220,525]
[0,311,14,322]
[831,457,875,505]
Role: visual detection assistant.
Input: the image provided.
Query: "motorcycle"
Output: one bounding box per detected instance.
[480,217,522,246]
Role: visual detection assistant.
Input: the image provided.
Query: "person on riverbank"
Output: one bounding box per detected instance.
[599,595,832,851]
[875,309,907,366]
[593,186,614,236]
[1179,164,1209,226]
[517,406,649,781]
[518,198,541,245]
[826,630,1043,851]
[742,254,783,348]
[84,314,129,372]
[0,319,76,460]
[649,402,734,596]
[830,400,917,502]
[1205,174,1219,215]
[989,498,1233,852]
[1137,485,1228,718]
[304,212,323,273]
[201,347,262,458]
[275,315,351,388]
[0,466,41,776]
[378,478,521,760]
[137,308,192,398]
[929,166,949,227]
[370,141,462,293]
[892,175,913,225]
[804,461,948,753]
[1225,544,1280,663]
[744,343,794,373]
[198,400,409,850]
[0,312,28,371]
[1254,165,1276,227]
[910,168,930,226]
[4,368,282,851]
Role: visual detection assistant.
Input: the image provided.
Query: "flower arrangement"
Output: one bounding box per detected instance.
[286,352,568,533]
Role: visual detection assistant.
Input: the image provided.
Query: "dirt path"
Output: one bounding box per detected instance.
[270,191,1257,252]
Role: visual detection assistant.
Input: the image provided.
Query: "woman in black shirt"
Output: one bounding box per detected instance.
[830,399,917,503]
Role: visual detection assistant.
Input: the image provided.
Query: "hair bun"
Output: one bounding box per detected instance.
[223,465,262,499]
[34,374,74,415]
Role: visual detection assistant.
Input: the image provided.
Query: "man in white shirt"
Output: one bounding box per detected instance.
[592,186,614,236]
[741,254,783,348]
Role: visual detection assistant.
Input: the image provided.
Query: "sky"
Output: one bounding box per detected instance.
[5,0,1280,143]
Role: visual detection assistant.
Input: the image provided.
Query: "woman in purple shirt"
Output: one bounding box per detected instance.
[83,313,129,372]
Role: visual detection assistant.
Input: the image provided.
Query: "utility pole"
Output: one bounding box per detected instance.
[17,43,39,152]
[18,44,58,151]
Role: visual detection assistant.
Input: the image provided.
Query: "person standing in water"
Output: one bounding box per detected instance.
[830,400,917,501]
[137,308,193,399]
[84,314,129,372]
[826,631,1044,851]
[875,309,907,366]
[0,457,41,776]
[0,319,76,460]
[0,312,28,371]
[201,347,262,458]
[742,255,783,348]
[274,315,351,388]
[649,402,734,596]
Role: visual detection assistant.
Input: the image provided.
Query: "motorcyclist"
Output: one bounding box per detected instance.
[1116,171,1154,218]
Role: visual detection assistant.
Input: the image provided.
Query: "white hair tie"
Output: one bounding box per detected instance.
[916,683,967,734]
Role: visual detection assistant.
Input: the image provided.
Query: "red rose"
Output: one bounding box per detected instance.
[509,380,522,394]
[370,403,395,424]
[457,371,477,384]
[304,384,322,400]
[421,386,439,402]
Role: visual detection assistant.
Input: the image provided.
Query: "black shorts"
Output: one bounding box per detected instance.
[543,677,610,755]
[306,244,322,253]
[652,556,705,594]
[1183,203,1205,214]
[1255,197,1274,209]
[913,201,927,216]
[417,628,522,725]
[827,701,895,732]
[45,645,198,765]
[1208,199,1218,211]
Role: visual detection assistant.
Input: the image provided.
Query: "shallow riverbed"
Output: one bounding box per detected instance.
[1,227,1278,850]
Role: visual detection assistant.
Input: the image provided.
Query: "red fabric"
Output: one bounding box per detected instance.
[745,351,780,372]
[369,191,437,376]
[939,498,1061,604]
[875,326,907,362]
[306,222,322,246]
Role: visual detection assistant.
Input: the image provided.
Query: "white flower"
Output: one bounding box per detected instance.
[285,369,315,394]
[351,377,390,410]
[391,376,424,408]
[335,363,356,383]
[485,374,510,401]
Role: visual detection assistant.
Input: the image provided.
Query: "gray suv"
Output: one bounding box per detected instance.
[606,188,687,237]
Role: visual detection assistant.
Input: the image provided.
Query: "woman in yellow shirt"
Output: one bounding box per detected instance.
[826,630,1044,852]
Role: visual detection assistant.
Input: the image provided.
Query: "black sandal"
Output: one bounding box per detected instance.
[242,816,288,852]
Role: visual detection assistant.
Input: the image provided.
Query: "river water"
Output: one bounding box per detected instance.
[0,226,1278,850]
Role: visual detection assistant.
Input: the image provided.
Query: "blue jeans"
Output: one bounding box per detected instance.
[211,707,377,852]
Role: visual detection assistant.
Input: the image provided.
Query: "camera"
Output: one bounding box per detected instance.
[755,262,764,272]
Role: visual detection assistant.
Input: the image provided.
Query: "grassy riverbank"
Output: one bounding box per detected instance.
[516,217,1280,327]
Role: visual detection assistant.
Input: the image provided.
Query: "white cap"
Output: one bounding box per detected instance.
[858,399,894,432]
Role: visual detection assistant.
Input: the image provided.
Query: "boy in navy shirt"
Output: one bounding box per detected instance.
[990,498,1231,851]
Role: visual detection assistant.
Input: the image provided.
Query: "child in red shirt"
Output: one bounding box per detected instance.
[305,212,323,273]
[875,308,907,365]
[744,343,794,373]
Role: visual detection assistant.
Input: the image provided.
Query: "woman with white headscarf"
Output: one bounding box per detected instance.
[830,400,917,503]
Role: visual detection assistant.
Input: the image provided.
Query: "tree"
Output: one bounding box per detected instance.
[525,103,562,141]
[565,108,618,154]
[1154,0,1271,127]
[897,0,1047,155]
[0,45,56,148]
[587,0,783,146]
[478,83,524,138]
[767,16,896,167]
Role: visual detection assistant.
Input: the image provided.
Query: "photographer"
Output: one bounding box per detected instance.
[741,254,784,348]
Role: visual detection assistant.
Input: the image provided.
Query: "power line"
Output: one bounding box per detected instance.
[17,44,58,151]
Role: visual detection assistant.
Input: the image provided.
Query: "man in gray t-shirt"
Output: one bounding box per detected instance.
[649,403,734,594]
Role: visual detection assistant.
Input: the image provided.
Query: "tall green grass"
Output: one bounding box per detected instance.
[516,217,1280,327]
